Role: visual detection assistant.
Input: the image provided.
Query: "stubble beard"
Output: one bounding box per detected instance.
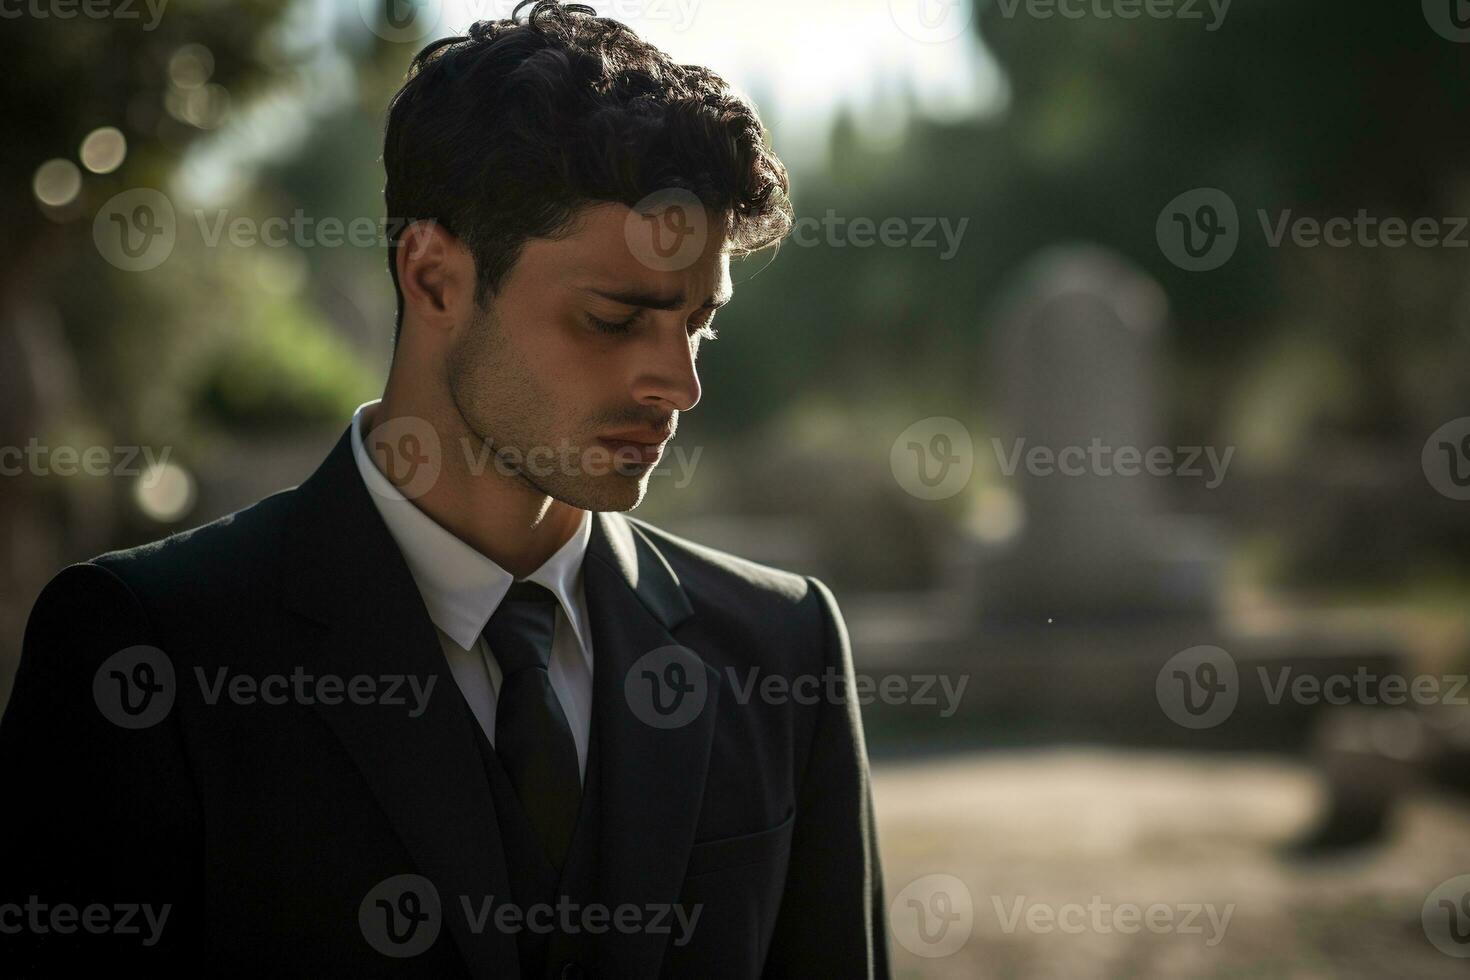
[445,306,651,513]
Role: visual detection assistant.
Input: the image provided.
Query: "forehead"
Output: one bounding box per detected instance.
[516,200,733,305]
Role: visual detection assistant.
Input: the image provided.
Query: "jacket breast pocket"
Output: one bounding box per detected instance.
[665,808,797,976]
[684,807,795,878]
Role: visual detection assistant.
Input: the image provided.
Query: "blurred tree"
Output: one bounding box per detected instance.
[0,0,297,698]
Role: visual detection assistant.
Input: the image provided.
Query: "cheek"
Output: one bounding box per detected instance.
[545,323,633,386]
[522,338,625,431]
[541,333,605,392]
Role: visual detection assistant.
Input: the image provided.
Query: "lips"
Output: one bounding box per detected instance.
[596,433,667,466]
[596,430,670,446]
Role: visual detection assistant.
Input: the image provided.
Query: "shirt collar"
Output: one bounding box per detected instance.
[349,400,593,658]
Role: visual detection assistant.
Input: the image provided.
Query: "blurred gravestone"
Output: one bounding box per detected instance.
[979,245,1220,622]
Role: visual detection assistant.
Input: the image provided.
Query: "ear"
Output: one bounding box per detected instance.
[395,220,477,337]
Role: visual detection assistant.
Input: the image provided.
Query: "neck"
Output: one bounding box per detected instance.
[367,383,584,579]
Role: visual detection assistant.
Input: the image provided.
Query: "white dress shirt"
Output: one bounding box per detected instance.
[350,400,595,782]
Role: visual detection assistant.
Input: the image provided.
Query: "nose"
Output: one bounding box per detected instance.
[632,320,702,413]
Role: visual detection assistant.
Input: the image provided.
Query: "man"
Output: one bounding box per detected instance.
[0,2,889,976]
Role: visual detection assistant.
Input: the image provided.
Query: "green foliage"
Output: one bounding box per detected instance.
[191,297,377,432]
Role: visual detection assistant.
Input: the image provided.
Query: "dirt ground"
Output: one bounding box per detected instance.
[872,748,1470,979]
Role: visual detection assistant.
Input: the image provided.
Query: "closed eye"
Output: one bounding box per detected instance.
[587,313,637,334]
[586,310,719,341]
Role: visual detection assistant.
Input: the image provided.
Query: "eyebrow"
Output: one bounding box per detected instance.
[583,286,733,312]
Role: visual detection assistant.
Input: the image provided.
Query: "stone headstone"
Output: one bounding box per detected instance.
[978,244,1220,621]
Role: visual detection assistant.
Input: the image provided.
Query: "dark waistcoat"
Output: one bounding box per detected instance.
[468,701,603,980]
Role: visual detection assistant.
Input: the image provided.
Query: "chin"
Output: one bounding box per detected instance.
[545,472,651,513]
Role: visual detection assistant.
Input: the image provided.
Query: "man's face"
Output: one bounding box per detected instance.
[446,200,730,512]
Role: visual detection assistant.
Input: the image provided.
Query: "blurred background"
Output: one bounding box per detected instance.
[5,0,1470,975]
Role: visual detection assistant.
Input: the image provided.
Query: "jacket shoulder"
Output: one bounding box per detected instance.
[623,514,815,604]
[621,516,847,665]
[87,487,296,609]
[619,518,853,712]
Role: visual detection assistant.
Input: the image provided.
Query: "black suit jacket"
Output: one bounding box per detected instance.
[0,426,890,978]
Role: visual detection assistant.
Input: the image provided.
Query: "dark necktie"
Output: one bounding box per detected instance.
[482,580,581,869]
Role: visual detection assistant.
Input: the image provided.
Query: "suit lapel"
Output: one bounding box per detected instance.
[281,427,520,977]
[584,511,720,977]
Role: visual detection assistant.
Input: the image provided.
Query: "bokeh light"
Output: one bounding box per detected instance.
[79,126,127,174]
[31,158,82,208]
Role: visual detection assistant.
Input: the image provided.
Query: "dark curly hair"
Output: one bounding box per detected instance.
[381,0,793,342]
